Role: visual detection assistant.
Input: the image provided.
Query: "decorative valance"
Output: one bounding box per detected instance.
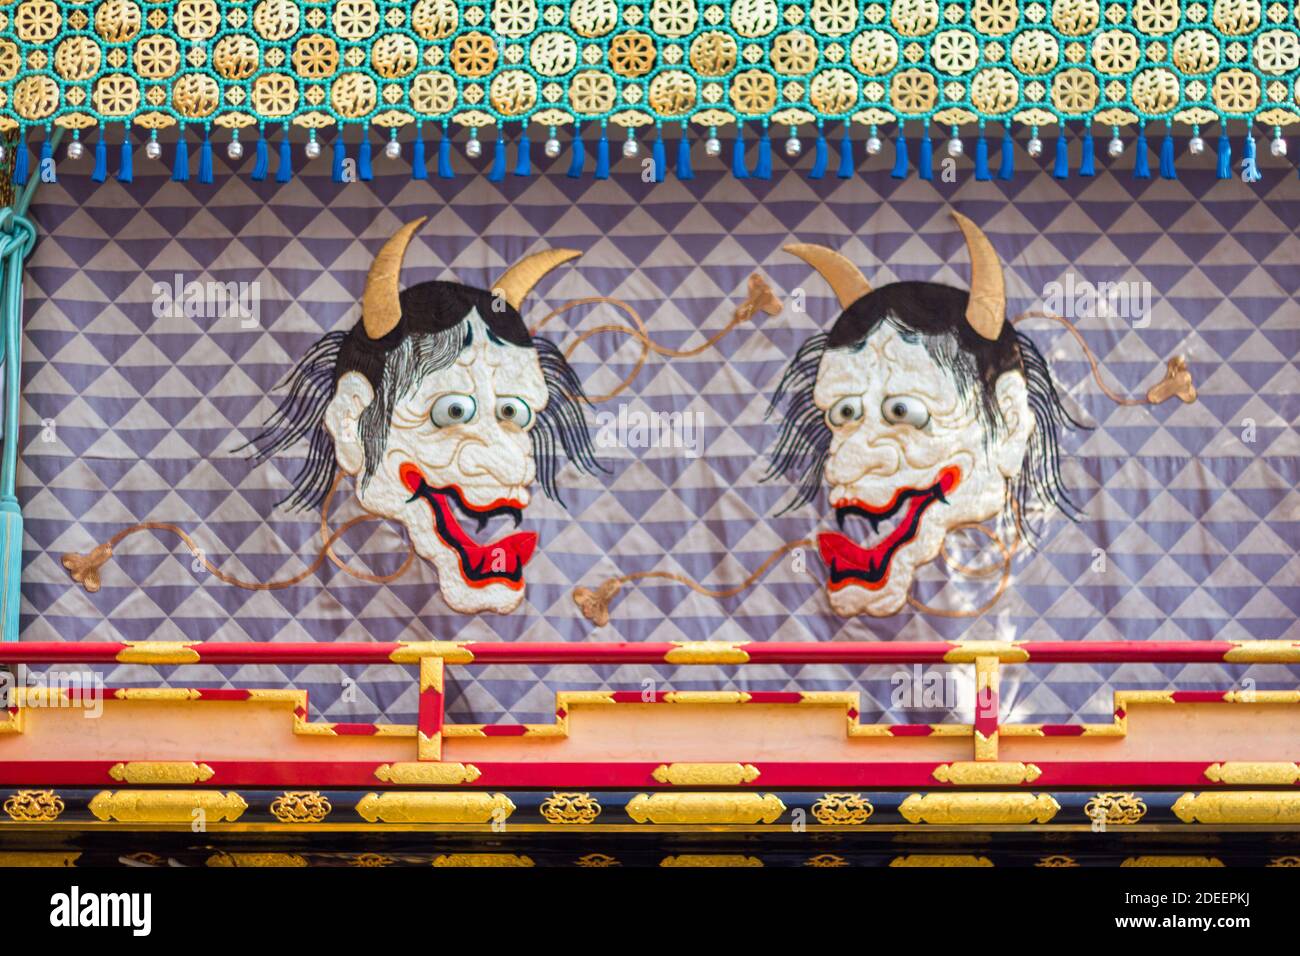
[1,1,1298,180]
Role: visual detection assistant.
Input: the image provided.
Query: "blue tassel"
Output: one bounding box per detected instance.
[332,133,346,183]
[652,128,666,182]
[172,129,189,182]
[357,130,373,180]
[488,132,506,181]
[891,134,908,179]
[836,124,853,178]
[754,127,771,179]
[13,133,27,186]
[1053,132,1068,178]
[595,128,610,179]
[1216,132,1231,179]
[1080,131,1095,176]
[438,132,454,179]
[198,128,213,183]
[810,128,827,179]
[975,131,990,180]
[567,127,585,178]
[998,129,1014,180]
[675,126,692,180]
[275,128,291,183]
[1242,132,1258,182]
[117,127,133,183]
[514,131,530,176]
[732,127,748,178]
[91,133,107,183]
[1159,130,1176,179]
[1134,127,1151,179]
[918,129,933,180]
[252,128,269,181]
[411,132,427,180]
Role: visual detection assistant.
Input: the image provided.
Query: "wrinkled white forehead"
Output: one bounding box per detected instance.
[813,322,950,409]
[425,309,548,406]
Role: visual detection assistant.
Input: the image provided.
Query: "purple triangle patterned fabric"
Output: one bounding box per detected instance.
[17,140,1300,728]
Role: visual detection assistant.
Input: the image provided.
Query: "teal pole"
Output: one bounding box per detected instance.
[0,125,59,641]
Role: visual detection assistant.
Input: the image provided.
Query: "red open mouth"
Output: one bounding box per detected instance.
[400,463,536,591]
[818,466,960,591]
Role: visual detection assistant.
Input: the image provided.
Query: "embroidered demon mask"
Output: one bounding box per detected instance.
[246,218,599,615]
[766,213,1079,618]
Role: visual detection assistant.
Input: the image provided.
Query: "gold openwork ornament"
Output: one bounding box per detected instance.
[811,792,874,825]
[269,791,332,824]
[540,792,602,825]
[3,789,65,822]
[1083,792,1147,825]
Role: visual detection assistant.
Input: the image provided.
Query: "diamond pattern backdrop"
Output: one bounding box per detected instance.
[16,135,1300,728]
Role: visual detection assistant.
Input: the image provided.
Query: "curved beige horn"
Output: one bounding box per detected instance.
[362,216,428,339]
[783,243,872,310]
[951,212,1006,341]
[493,248,583,311]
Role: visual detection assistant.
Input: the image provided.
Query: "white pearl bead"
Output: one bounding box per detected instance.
[1107,136,1124,157]
[1271,136,1287,157]
[1188,136,1205,155]
[466,137,482,158]
[0,144,7,164]
[545,137,561,158]
[227,139,243,161]
[1027,137,1043,157]
[866,136,882,155]
[947,137,963,157]
[304,139,321,159]
[622,137,639,158]
[67,140,84,160]
[145,140,162,160]
[384,139,401,160]
[784,136,801,157]
[705,136,721,156]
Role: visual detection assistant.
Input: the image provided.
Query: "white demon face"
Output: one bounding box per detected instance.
[324,312,549,614]
[814,323,1032,617]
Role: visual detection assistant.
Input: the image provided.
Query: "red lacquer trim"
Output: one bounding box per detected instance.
[0,641,1260,666]
[0,759,1269,789]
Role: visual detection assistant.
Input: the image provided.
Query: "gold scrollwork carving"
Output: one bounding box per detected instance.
[1083,792,1148,825]
[932,762,1041,785]
[432,853,534,867]
[109,762,214,785]
[652,763,760,786]
[1174,792,1300,825]
[1205,762,1300,785]
[269,791,332,824]
[540,792,602,824]
[89,791,247,823]
[811,793,874,825]
[373,762,481,785]
[900,793,1060,824]
[627,792,786,825]
[355,792,514,824]
[890,854,994,866]
[3,789,65,822]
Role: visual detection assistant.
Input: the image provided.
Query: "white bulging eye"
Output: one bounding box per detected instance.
[431,393,477,427]
[495,396,533,428]
[827,395,864,427]
[881,395,930,428]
